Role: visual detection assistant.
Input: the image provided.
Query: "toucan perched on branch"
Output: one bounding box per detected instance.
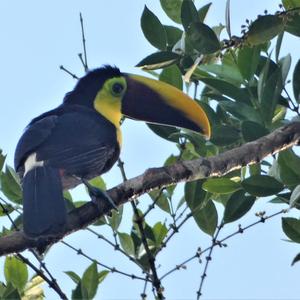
[14,66,210,239]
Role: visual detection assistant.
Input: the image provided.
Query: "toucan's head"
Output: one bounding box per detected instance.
[64,65,210,138]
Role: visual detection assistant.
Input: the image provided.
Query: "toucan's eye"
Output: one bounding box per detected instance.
[111,82,125,96]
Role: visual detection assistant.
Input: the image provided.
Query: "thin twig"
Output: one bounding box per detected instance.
[131,200,163,299]
[16,253,68,300]
[117,158,164,299]
[158,212,193,253]
[86,227,148,271]
[59,65,79,79]
[141,274,149,300]
[79,12,88,72]
[143,188,165,218]
[197,221,224,299]
[160,209,286,280]
[284,87,300,116]
[61,240,147,282]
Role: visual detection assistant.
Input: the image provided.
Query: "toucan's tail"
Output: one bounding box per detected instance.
[22,165,67,238]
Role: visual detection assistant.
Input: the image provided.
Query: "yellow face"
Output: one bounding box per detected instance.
[93,77,127,145]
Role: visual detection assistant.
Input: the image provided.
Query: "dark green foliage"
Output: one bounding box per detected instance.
[1,2,300,299]
[186,22,220,54]
[136,51,181,70]
[282,217,300,243]
[70,262,108,300]
[223,191,256,224]
[247,15,284,45]
[241,175,284,197]
[4,256,28,293]
[192,200,218,236]
[141,6,167,50]
[293,59,300,103]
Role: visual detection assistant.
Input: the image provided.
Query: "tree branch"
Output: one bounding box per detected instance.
[0,122,299,256]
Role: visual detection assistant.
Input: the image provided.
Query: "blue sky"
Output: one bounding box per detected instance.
[0,1,300,299]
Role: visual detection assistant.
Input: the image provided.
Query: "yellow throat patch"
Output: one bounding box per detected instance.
[93,77,127,146]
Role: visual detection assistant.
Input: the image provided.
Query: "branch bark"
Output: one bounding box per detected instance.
[0,121,299,256]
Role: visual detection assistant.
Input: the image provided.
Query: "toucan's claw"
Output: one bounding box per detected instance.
[82,178,118,211]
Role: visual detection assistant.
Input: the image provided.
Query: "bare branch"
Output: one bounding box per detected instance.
[79,12,88,72]
[59,65,79,79]
[0,122,299,256]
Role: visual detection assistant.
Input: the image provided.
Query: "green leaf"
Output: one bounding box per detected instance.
[282,0,300,9]
[186,22,220,54]
[284,12,300,37]
[0,203,14,217]
[198,3,212,22]
[141,6,167,50]
[147,123,180,142]
[199,77,251,104]
[93,216,107,226]
[164,25,183,48]
[81,262,99,300]
[290,185,300,209]
[181,0,198,31]
[136,51,181,70]
[241,175,284,197]
[223,190,255,223]
[199,63,243,85]
[247,15,284,45]
[203,178,241,194]
[160,0,182,23]
[152,222,168,246]
[185,180,208,211]
[108,205,123,231]
[291,253,300,266]
[237,45,261,81]
[258,63,283,125]
[118,232,135,256]
[249,163,261,176]
[98,270,109,284]
[2,283,21,300]
[269,192,290,205]
[148,189,171,213]
[65,271,81,284]
[180,131,207,156]
[72,281,83,300]
[279,54,291,83]
[282,217,300,243]
[4,256,28,292]
[275,32,284,62]
[0,166,22,204]
[0,149,6,172]
[293,59,300,103]
[211,125,241,146]
[193,200,218,236]
[241,121,269,142]
[164,154,178,167]
[88,176,106,191]
[219,101,262,123]
[278,149,300,186]
[159,65,183,90]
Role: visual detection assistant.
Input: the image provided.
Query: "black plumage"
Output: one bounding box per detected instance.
[15,67,121,238]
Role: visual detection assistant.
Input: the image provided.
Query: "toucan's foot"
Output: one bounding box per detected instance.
[82,178,118,211]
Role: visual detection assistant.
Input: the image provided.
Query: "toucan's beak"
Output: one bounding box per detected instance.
[122,74,211,138]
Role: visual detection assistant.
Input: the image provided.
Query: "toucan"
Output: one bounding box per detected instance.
[14,65,210,239]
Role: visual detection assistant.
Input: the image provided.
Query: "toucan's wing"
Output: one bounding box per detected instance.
[15,107,119,177]
[14,114,58,171]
